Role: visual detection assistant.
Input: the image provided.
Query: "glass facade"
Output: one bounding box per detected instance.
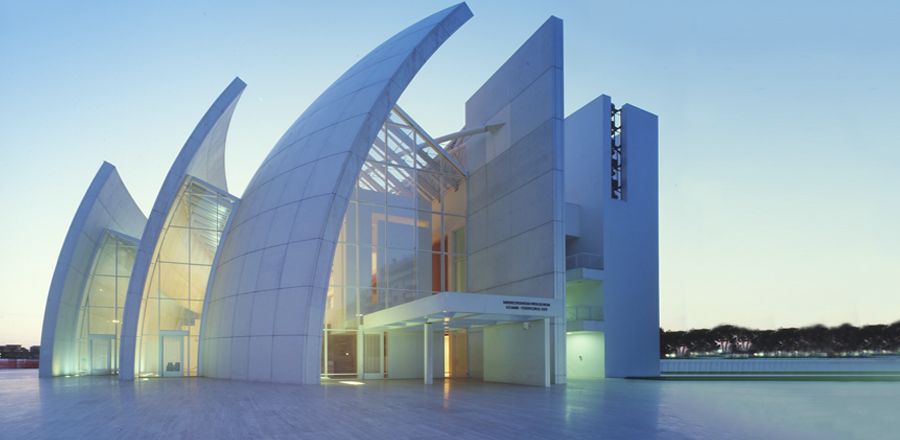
[322,108,467,377]
[135,177,235,377]
[71,231,137,375]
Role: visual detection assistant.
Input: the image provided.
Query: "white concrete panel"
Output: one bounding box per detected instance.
[216,295,237,339]
[271,335,305,383]
[248,336,273,381]
[232,294,254,338]
[467,329,484,379]
[386,330,424,379]
[273,288,311,335]
[563,96,609,258]
[238,250,263,294]
[250,290,278,336]
[214,337,231,378]
[288,195,333,242]
[229,336,250,380]
[280,240,319,288]
[255,245,286,292]
[483,320,549,386]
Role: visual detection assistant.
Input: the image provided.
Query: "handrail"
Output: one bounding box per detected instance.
[566,305,603,322]
[565,252,603,270]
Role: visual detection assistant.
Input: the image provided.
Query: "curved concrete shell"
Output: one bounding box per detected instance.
[39,162,146,377]
[119,78,246,380]
[200,3,472,383]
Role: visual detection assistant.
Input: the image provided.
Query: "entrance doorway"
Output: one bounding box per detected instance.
[566,331,605,379]
[322,330,358,378]
[445,330,468,378]
[89,335,114,375]
[362,332,385,380]
[160,332,186,377]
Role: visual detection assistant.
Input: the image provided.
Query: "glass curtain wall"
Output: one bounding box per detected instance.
[135,177,235,377]
[322,108,467,377]
[71,231,138,375]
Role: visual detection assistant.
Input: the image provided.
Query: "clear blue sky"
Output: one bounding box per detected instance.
[2,1,899,346]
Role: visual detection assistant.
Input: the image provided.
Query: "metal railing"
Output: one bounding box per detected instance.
[565,252,604,271]
[566,305,604,322]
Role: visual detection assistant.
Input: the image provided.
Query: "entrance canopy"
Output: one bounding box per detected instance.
[361,292,560,331]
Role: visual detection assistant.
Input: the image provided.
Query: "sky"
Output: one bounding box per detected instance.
[2,1,899,346]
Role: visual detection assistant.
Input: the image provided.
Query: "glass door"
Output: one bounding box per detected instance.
[323,330,359,378]
[362,332,385,379]
[160,332,186,377]
[89,335,113,375]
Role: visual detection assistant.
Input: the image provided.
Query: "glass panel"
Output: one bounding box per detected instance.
[116,242,137,275]
[169,195,191,227]
[324,286,343,329]
[90,338,111,374]
[386,166,415,209]
[87,275,116,309]
[159,227,189,263]
[189,265,211,300]
[444,216,466,254]
[88,307,115,335]
[386,207,415,250]
[325,331,357,376]
[340,202,357,243]
[66,231,138,376]
[431,212,442,253]
[357,203,384,247]
[416,251,436,294]
[93,243,117,276]
[190,229,218,264]
[141,298,160,336]
[188,336,199,376]
[415,171,442,212]
[116,276,130,309]
[158,262,189,300]
[363,333,382,375]
[343,287,358,329]
[386,248,415,291]
[414,210,432,252]
[324,108,468,336]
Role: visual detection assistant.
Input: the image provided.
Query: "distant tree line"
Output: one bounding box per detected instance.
[0,345,40,360]
[660,322,900,358]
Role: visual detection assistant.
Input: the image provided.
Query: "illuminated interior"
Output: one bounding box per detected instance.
[135,177,236,377]
[70,231,138,375]
[322,107,468,377]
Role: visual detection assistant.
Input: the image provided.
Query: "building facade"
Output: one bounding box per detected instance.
[40,3,659,386]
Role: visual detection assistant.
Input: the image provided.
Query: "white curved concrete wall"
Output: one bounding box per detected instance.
[200,4,472,384]
[119,78,246,380]
[40,162,146,377]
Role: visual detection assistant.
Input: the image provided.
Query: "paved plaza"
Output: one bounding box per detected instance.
[0,369,895,439]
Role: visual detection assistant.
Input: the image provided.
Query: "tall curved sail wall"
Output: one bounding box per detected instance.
[40,162,146,377]
[200,3,472,384]
[119,78,245,380]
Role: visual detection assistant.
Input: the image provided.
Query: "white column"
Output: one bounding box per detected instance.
[543,318,551,387]
[356,329,364,380]
[423,323,433,384]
